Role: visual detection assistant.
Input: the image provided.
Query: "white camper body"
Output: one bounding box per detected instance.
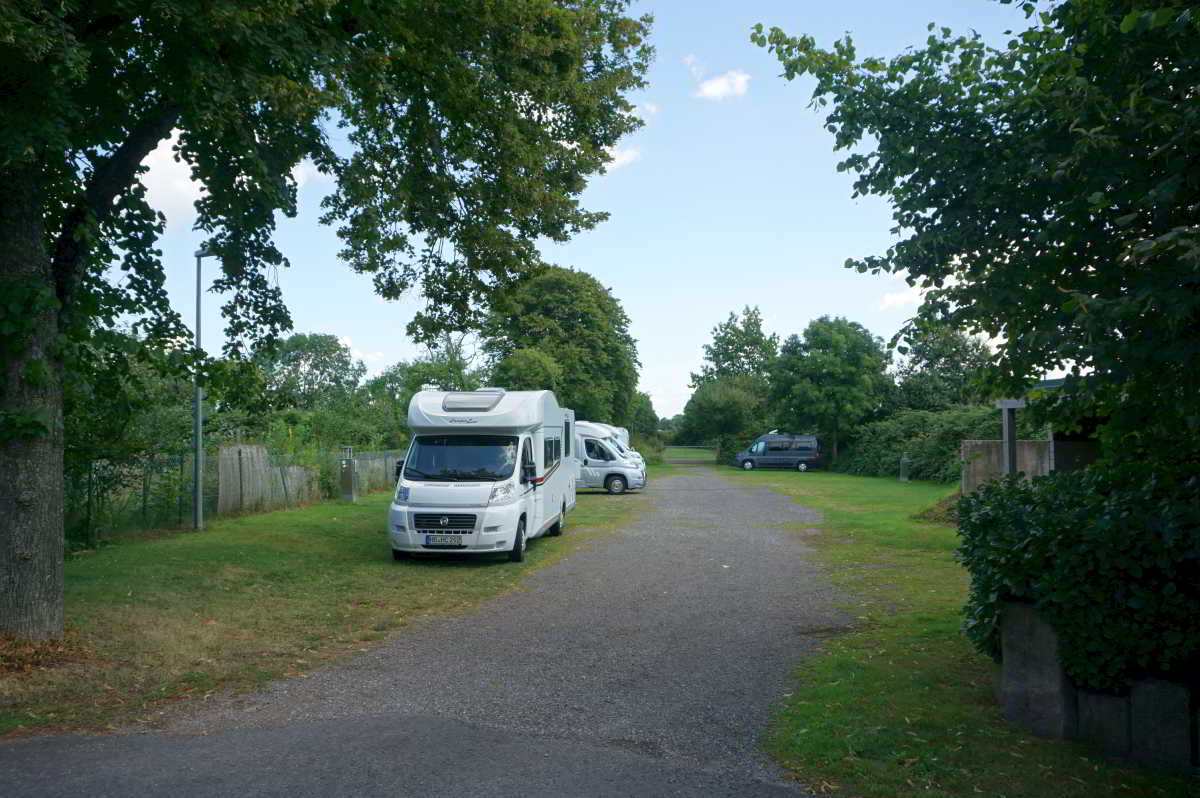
[576,421,644,466]
[574,421,646,494]
[389,390,576,561]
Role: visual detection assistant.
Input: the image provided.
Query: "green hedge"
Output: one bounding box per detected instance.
[833,405,1045,483]
[957,469,1200,692]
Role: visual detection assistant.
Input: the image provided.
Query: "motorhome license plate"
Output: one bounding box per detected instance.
[425,534,462,545]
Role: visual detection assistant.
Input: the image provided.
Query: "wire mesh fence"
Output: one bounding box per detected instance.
[65,447,404,549]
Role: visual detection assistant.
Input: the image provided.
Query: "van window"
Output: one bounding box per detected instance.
[751,441,766,455]
[767,439,790,452]
[585,439,611,461]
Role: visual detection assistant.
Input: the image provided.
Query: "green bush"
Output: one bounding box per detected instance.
[957,468,1200,692]
[834,405,1043,483]
[630,433,664,465]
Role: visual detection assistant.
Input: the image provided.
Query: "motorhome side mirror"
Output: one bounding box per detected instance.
[394,460,404,480]
[521,462,536,483]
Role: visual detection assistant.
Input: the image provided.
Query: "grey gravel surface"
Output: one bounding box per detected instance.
[0,466,847,797]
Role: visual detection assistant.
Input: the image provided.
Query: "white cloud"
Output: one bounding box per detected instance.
[141,131,202,228]
[604,144,642,171]
[694,70,751,101]
[879,282,924,311]
[641,101,659,115]
[682,54,704,81]
[291,158,328,189]
[338,335,386,373]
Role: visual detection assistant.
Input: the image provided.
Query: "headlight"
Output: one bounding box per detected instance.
[489,482,518,505]
[393,484,410,504]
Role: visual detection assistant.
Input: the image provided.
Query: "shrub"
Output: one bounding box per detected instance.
[834,405,1043,483]
[957,468,1200,692]
[631,433,664,465]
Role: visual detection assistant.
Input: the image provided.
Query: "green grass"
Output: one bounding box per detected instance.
[718,467,1197,798]
[663,445,717,463]
[0,479,654,736]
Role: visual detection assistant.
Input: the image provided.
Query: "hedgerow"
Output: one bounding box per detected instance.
[833,405,1041,483]
[957,468,1200,692]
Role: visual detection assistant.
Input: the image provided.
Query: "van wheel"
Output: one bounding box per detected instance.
[605,475,627,495]
[796,462,808,472]
[548,503,566,536]
[741,460,755,471]
[509,520,526,563]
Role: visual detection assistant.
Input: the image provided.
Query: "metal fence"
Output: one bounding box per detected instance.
[65,447,404,549]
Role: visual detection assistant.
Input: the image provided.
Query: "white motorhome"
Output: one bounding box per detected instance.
[577,421,644,467]
[574,421,646,495]
[389,389,576,562]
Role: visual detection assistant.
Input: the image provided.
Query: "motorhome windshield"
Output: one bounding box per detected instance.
[403,435,518,482]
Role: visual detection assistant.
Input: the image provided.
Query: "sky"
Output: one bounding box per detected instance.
[143,0,1035,419]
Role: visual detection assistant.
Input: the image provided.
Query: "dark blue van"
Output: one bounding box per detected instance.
[734,432,820,471]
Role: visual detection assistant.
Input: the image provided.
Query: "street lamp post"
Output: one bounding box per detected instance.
[193,246,212,530]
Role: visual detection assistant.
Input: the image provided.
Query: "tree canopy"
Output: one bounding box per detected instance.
[754,0,1200,469]
[690,306,778,388]
[893,324,992,411]
[480,265,639,424]
[0,0,652,639]
[767,316,890,460]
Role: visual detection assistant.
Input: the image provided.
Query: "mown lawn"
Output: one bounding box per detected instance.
[0,478,653,736]
[719,467,1197,798]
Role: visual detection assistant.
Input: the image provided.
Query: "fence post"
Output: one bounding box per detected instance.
[142,460,150,526]
[280,460,291,506]
[238,447,245,512]
[177,456,185,527]
[86,461,95,547]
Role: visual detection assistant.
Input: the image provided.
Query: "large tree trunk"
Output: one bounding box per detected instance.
[0,162,64,639]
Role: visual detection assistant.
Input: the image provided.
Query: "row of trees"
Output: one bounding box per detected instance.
[674,306,991,466]
[67,264,656,491]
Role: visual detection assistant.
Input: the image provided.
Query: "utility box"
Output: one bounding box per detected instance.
[340,446,357,502]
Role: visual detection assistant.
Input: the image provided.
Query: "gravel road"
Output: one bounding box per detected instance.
[0,466,848,797]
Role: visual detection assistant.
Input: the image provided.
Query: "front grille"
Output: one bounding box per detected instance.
[413,513,476,531]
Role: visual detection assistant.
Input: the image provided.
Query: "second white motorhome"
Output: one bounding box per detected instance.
[577,421,644,467]
[388,389,576,562]
[574,421,645,495]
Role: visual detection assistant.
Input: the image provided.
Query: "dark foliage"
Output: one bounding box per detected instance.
[957,468,1200,692]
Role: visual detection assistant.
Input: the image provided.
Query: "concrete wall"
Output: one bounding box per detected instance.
[999,601,1198,770]
[960,440,1052,493]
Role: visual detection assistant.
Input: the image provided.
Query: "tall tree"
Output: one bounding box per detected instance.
[678,375,767,456]
[754,1,1199,469]
[0,1,651,638]
[260,333,365,410]
[490,348,564,394]
[768,316,891,460]
[894,323,993,411]
[481,266,639,423]
[628,391,658,437]
[690,306,778,388]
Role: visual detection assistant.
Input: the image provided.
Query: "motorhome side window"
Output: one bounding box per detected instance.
[768,439,790,452]
[403,435,517,482]
[544,435,561,470]
[563,422,571,456]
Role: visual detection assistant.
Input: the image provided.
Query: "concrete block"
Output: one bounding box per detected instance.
[1130,679,1194,769]
[1076,689,1131,758]
[1000,601,1077,739]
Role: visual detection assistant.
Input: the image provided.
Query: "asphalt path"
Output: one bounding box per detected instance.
[0,466,847,797]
